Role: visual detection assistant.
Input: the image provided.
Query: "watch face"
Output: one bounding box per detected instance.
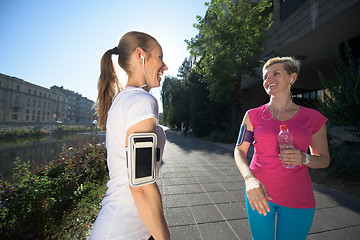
[305,154,311,164]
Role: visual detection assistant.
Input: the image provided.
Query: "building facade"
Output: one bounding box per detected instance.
[0,73,94,124]
[50,86,95,124]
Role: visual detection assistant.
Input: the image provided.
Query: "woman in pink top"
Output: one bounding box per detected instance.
[234,57,330,240]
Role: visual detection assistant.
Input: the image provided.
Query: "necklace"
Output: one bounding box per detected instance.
[262,100,292,121]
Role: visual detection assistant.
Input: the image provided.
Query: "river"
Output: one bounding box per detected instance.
[0,132,106,181]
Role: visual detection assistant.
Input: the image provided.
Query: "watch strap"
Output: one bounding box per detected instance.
[304,153,311,165]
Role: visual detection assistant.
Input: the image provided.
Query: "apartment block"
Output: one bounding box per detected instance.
[0,73,94,124]
[50,86,95,124]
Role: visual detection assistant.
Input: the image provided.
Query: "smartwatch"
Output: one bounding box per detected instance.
[303,153,311,165]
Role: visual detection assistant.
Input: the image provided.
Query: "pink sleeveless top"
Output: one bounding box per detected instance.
[248,105,327,208]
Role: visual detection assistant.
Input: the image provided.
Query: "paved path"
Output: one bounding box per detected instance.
[159,130,360,240]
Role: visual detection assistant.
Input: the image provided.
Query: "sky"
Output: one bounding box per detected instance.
[0,0,209,111]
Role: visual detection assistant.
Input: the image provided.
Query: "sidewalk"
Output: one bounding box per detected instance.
[159,130,360,240]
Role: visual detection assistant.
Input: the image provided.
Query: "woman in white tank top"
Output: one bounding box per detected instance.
[91,31,170,240]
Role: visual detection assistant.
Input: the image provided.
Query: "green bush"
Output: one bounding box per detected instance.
[326,141,360,180]
[54,125,91,134]
[0,128,50,139]
[0,140,108,239]
[318,43,360,136]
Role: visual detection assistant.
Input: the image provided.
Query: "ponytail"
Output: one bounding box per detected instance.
[95,31,157,131]
[96,48,120,131]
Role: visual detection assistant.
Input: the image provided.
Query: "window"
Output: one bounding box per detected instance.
[310,91,316,99]
[12,114,18,120]
[38,101,41,107]
[17,85,20,91]
[32,110,35,114]
[38,111,40,115]
[280,0,305,20]
[33,100,36,107]
[26,115,29,120]
[32,115,35,120]
[26,109,29,114]
[34,90,37,96]
[317,90,322,98]
[28,89,31,94]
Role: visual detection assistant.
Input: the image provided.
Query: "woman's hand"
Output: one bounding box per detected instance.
[279,125,330,169]
[245,177,272,216]
[279,148,304,166]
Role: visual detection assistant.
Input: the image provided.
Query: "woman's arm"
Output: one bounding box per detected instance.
[279,124,330,169]
[234,113,272,216]
[126,118,170,240]
[306,124,331,168]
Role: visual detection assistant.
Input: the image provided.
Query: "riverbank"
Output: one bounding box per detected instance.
[0,123,97,139]
[0,140,108,240]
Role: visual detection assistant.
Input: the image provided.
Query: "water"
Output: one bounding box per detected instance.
[0,132,105,181]
[279,144,296,169]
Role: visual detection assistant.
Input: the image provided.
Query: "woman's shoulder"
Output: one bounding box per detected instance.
[299,106,326,118]
[247,104,266,117]
[298,106,328,133]
[246,104,267,125]
[121,87,157,105]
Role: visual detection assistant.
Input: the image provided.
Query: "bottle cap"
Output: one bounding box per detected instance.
[280,124,288,131]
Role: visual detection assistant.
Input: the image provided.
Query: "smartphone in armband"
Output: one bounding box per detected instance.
[127,133,157,187]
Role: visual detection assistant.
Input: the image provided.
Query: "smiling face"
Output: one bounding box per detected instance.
[144,43,168,88]
[262,63,293,95]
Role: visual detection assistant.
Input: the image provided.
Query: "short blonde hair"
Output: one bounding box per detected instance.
[263,57,301,75]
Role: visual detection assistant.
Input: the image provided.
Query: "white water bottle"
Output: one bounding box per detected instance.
[278,124,295,169]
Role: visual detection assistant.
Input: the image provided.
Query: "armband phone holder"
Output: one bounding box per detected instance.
[236,124,254,146]
[126,133,157,187]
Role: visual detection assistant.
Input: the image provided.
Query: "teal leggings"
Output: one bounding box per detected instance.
[245,191,315,240]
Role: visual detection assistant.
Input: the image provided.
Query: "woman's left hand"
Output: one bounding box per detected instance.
[279,148,304,166]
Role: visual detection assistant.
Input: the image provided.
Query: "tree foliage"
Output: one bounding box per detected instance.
[161,75,189,128]
[318,43,360,136]
[185,0,273,127]
[161,58,234,139]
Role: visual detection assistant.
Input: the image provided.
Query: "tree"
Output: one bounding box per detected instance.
[177,57,192,81]
[187,71,232,137]
[186,0,273,128]
[161,75,190,129]
[161,76,176,126]
[318,43,360,136]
